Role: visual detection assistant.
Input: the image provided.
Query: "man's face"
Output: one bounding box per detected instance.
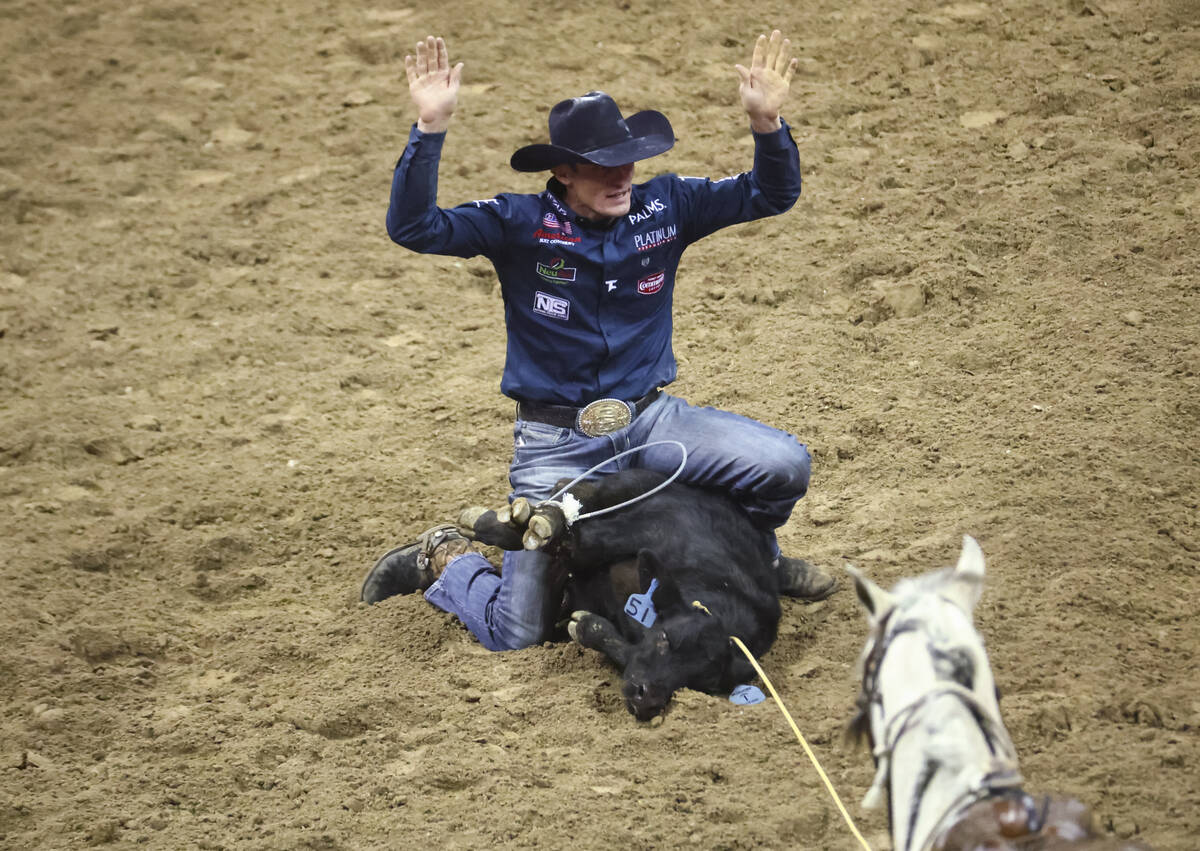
[556,162,636,221]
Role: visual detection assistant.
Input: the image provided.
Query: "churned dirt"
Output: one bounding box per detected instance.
[1,0,1196,848]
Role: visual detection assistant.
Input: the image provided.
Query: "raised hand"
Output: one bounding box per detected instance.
[406,35,464,133]
[734,30,797,132]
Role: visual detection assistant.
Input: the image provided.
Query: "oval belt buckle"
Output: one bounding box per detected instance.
[576,398,634,437]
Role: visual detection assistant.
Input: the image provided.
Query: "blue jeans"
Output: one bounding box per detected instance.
[424,393,811,651]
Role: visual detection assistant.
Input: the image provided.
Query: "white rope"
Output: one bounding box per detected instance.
[542,440,689,523]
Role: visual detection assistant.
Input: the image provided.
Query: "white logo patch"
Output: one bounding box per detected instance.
[534,291,570,320]
[633,224,677,252]
[627,198,666,225]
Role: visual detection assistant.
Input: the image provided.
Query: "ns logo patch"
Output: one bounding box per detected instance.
[533,291,570,320]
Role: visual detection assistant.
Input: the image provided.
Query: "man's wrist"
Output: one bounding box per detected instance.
[749,115,783,134]
[417,116,452,134]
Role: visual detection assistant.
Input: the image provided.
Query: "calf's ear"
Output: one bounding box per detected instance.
[638,549,685,611]
[635,548,658,589]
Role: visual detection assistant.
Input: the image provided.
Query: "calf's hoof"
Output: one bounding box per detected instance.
[568,610,620,649]
[522,503,568,550]
[566,610,591,643]
[457,506,525,551]
[457,506,487,537]
[498,497,532,527]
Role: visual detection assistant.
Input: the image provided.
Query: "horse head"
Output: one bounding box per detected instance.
[847,536,1020,851]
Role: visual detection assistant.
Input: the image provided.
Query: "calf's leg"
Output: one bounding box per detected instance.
[568,612,633,668]
[457,506,525,550]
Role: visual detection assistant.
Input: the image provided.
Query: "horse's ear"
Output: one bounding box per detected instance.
[945,534,986,613]
[846,565,895,620]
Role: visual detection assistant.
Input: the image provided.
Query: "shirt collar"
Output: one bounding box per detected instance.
[543,179,622,231]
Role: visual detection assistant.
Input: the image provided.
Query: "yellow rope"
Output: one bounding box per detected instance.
[718,615,874,851]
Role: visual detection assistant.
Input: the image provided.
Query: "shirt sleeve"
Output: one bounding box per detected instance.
[674,120,802,243]
[385,125,509,258]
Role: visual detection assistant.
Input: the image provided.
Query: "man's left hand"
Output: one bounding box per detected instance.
[736,30,797,133]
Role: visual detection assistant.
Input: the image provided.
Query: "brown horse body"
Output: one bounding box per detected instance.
[934,794,1151,851]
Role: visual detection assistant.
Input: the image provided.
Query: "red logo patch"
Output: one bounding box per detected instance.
[637,271,665,295]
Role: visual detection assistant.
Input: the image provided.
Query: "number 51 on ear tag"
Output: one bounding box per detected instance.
[624,578,659,628]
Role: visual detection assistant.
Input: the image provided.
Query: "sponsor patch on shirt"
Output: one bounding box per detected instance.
[534,229,581,245]
[533,291,570,320]
[637,271,666,295]
[536,258,577,283]
[534,210,580,245]
[627,197,666,225]
[633,224,677,252]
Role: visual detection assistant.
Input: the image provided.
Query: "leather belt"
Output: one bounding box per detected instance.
[517,389,661,437]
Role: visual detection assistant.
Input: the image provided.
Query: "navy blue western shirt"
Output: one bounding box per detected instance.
[386,122,802,406]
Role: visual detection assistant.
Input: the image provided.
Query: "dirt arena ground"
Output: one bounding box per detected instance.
[1,0,1196,848]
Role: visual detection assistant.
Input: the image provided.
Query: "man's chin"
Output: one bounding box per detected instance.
[603,199,632,218]
[577,197,631,222]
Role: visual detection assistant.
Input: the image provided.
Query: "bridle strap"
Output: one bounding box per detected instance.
[877,682,1018,767]
[862,607,1023,851]
[879,683,1023,851]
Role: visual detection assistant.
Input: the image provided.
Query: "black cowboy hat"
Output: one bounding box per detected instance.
[510,91,675,172]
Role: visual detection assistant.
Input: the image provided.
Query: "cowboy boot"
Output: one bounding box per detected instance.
[775,556,838,601]
[361,524,479,604]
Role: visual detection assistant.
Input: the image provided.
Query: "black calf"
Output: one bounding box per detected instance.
[465,469,781,721]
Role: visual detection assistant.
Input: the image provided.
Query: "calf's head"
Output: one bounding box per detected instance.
[619,557,733,720]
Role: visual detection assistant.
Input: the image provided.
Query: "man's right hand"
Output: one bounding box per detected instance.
[735,30,796,133]
[407,35,463,134]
